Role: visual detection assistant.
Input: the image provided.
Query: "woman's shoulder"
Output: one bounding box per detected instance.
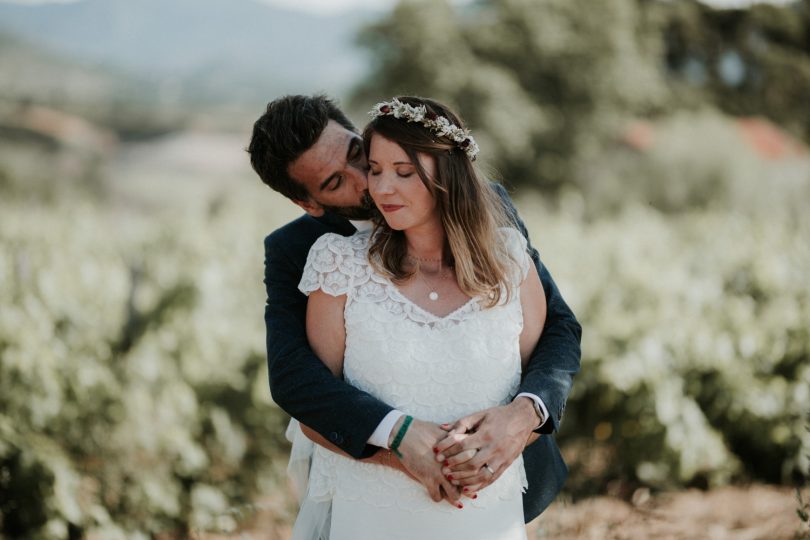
[300,231,373,297]
[496,226,530,283]
[310,230,372,257]
[496,226,527,254]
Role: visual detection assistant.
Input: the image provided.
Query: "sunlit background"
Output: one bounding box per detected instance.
[1,0,809,538]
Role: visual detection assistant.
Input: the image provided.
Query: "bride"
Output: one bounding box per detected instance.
[289,96,547,539]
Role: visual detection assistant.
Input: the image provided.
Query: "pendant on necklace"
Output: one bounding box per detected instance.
[429,291,439,301]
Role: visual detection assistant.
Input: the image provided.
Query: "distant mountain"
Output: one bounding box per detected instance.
[0,30,166,114]
[0,0,379,105]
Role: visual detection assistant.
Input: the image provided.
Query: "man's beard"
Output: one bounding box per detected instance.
[321,191,380,221]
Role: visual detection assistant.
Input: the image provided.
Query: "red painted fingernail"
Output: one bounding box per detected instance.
[473,494,478,499]
[433,447,439,453]
[447,475,454,481]
[444,460,449,466]
[462,487,469,492]
[457,502,464,509]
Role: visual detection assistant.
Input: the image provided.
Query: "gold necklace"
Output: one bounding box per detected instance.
[410,254,443,263]
[409,256,451,301]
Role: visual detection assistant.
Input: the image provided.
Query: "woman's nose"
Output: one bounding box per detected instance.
[370,173,395,196]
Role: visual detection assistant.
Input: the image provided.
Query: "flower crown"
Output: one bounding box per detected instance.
[368,98,480,161]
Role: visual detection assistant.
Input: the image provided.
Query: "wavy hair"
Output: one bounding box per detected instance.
[363,96,517,307]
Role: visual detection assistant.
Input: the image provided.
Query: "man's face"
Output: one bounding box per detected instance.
[288,120,375,220]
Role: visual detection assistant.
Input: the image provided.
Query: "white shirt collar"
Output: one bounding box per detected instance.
[350,220,373,233]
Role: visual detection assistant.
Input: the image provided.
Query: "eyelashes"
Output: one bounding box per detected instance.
[368,170,413,178]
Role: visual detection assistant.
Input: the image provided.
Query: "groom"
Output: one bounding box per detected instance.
[248,94,581,521]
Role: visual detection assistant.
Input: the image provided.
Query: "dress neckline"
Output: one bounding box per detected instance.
[348,230,480,322]
[381,275,479,322]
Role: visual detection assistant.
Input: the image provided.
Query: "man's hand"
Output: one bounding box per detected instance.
[434,398,540,491]
[391,417,464,508]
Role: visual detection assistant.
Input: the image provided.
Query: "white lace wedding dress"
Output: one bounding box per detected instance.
[290,227,530,540]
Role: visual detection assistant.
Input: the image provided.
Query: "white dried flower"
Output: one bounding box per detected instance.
[369,98,480,160]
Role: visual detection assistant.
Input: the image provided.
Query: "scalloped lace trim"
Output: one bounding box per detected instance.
[307,447,527,512]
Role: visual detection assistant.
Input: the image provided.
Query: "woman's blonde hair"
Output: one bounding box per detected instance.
[363,96,517,307]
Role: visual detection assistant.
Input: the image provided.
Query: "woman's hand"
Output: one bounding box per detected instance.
[434,398,540,493]
[433,429,483,499]
[393,417,464,507]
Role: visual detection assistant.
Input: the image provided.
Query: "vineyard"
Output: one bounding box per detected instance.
[1,129,808,537]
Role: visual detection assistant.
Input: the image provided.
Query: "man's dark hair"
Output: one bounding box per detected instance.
[247,94,357,201]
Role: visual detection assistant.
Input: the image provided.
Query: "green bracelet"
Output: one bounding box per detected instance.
[390,415,413,459]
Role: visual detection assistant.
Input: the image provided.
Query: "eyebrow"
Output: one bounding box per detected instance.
[318,137,361,192]
[367,159,414,166]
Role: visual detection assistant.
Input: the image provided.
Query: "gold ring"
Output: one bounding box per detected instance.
[484,464,495,475]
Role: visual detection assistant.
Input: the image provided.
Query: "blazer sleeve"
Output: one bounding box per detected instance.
[264,230,393,459]
[494,184,582,434]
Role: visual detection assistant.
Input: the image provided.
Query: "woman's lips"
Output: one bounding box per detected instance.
[380,204,404,212]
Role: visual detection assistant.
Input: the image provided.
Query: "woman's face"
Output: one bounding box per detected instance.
[367,134,440,232]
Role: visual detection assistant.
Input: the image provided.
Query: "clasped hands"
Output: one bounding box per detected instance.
[391,398,541,508]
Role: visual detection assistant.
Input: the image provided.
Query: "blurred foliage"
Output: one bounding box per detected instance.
[662,0,810,143]
[352,0,810,196]
[0,195,293,538]
[353,0,671,193]
[0,103,108,202]
[520,198,810,492]
[575,108,810,217]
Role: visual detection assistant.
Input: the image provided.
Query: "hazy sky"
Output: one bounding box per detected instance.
[0,0,799,13]
[259,0,797,14]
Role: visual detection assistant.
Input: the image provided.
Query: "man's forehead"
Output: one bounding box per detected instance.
[289,121,354,186]
[314,122,355,166]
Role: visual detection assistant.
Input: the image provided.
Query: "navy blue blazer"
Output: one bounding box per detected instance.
[263,185,582,522]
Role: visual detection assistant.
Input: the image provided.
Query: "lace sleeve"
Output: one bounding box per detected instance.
[499,227,531,285]
[298,233,359,297]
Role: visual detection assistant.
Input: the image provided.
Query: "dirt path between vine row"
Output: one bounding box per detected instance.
[196,483,807,539]
[529,484,807,540]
